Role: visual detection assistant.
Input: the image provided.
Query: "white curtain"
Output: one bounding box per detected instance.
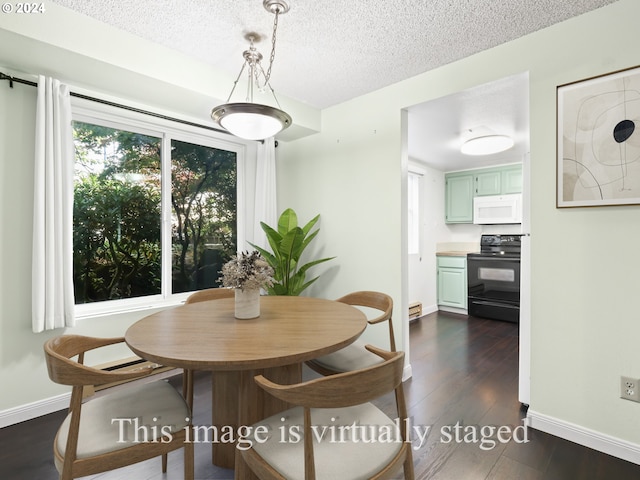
[253,137,278,250]
[32,76,75,333]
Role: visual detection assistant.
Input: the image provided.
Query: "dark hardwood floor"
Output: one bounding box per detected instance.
[3,311,640,479]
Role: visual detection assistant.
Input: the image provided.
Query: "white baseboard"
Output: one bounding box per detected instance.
[437,306,468,315]
[0,393,70,428]
[422,304,438,316]
[402,363,413,382]
[0,369,181,428]
[527,409,640,466]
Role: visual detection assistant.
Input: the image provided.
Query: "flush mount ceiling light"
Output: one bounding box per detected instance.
[461,134,514,156]
[211,0,292,141]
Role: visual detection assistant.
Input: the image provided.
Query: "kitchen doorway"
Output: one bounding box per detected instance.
[402,72,531,404]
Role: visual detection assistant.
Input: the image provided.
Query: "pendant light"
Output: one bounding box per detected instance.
[211,0,292,141]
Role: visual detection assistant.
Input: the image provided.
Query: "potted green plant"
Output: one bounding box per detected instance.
[250,208,334,296]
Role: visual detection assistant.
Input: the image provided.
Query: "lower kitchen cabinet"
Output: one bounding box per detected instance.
[437,255,467,311]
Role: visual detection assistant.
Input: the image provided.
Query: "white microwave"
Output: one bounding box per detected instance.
[473,194,522,224]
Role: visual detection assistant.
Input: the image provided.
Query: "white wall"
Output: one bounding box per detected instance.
[407,164,436,315]
[1,0,640,462]
[406,162,447,315]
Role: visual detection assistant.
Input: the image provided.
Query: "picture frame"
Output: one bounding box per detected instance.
[557,65,640,207]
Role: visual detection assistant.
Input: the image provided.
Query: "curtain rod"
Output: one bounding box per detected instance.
[0,71,243,140]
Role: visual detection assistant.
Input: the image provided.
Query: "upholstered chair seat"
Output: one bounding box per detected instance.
[306,291,396,376]
[247,404,403,479]
[241,345,414,480]
[44,335,194,480]
[55,381,190,460]
[309,338,385,373]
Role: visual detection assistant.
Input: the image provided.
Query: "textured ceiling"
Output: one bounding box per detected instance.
[408,72,530,171]
[50,0,618,109]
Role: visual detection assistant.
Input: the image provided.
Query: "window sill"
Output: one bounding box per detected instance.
[74,295,189,321]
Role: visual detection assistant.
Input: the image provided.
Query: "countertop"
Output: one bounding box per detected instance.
[436,250,476,257]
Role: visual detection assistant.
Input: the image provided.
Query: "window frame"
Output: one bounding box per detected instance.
[71,97,251,319]
[407,169,422,256]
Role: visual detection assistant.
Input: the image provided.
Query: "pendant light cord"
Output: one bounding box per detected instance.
[263,7,281,85]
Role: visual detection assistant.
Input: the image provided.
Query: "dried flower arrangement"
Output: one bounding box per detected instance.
[220,250,275,291]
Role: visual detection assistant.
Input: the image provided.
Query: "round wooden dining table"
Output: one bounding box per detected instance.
[125,295,367,478]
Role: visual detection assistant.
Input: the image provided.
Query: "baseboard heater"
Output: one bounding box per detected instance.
[409,301,422,320]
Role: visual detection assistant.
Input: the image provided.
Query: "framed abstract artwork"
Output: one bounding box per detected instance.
[557,65,640,207]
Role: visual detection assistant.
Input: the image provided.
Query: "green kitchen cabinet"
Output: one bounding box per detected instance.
[445,164,522,223]
[437,255,467,310]
[501,165,523,194]
[474,164,522,196]
[444,173,474,223]
[475,170,501,196]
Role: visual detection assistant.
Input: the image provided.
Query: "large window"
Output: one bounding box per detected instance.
[170,139,237,294]
[72,102,243,314]
[73,122,163,303]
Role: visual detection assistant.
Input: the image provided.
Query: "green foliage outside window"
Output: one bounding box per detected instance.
[72,121,237,304]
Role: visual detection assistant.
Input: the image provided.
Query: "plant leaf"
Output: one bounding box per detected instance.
[279,227,305,261]
[295,276,320,296]
[260,223,283,260]
[301,214,320,236]
[296,256,336,277]
[300,228,320,254]
[277,208,298,236]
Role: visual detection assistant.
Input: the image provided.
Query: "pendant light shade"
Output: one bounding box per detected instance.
[211,103,291,141]
[211,1,292,141]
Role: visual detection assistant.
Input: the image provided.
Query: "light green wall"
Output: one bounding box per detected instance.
[0,81,169,407]
[275,94,405,350]
[277,0,640,446]
[0,3,320,414]
[1,0,639,453]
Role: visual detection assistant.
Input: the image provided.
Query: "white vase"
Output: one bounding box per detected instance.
[234,288,260,319]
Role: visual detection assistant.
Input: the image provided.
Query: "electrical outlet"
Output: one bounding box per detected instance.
[621,376,640,402]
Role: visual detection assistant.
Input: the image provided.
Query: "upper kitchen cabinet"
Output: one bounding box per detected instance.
[475,170,501,196]
[500,165,523,194]
[475,164,523,196]
[445,164,522,224]
[445,172,474,223]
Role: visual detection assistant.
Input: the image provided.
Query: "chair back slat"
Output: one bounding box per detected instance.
[184,288,234,304]
[336,290,396,351]
[249,345,414,479]
[44,335,152,387]
[256,347,404,408]
[336,290,393,324]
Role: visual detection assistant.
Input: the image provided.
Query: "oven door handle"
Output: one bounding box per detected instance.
[469,299,519,309]
[467,256,520,262]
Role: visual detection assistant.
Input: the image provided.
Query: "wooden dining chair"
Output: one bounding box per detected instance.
[239,345,414,479]
[43,335,194,480]
[306,290,396,376]
[182,287,235,406]
[184,287,234,304]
